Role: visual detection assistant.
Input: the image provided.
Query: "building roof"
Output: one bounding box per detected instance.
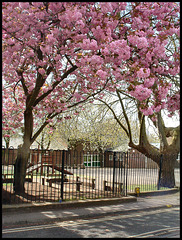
[105,143,129,152]
[48,136,68,150]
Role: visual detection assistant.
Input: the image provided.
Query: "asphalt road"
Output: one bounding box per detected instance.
[2,206,180,238]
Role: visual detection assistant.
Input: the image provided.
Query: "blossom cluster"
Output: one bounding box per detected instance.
[2,2,180,139]
[129,85,152,102]
[167,93,180,116]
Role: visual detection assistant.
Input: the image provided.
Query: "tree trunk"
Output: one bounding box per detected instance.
[13,108,33,194]
[129,142,179,189]
[13,145,30,194]
[158,153,177,188]
[4,137,10,164]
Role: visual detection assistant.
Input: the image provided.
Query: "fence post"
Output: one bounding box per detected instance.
[61,150,65,201]
[158,154,163,190]
[113,152,116,194]
[125,152,128,196]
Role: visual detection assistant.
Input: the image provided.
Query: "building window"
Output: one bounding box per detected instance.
[119,155,123,161]
[109,154,113,161]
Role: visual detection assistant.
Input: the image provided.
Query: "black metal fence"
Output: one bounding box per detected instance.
[2,147,180,204]
[125,152,180,193]
[2,147,127,204]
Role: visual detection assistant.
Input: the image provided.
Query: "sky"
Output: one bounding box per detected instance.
[162,111,180,127]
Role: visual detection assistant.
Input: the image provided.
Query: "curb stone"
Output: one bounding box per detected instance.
[2,195,137,213]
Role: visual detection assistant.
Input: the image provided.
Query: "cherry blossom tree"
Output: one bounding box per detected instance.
[2,2,180,193]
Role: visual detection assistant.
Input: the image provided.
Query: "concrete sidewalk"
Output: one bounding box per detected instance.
[2,190,180,227]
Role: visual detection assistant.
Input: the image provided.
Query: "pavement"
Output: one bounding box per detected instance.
[2,189,180,228]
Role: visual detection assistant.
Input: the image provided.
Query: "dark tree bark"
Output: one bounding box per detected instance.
[13,145,30,193]
[13,108,33,194]
[159,154,177,188]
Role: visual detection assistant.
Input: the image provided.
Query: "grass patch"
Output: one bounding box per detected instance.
[127,184,169,192]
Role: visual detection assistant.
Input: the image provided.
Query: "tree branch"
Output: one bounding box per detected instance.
[116,89,132,143]
[26,72,46,109]
[98,98,130,138]
[31,112,60,144]
[33,65,78,107]
[139,115,148,146]
[16,70,29,96]
[157,111,168,149]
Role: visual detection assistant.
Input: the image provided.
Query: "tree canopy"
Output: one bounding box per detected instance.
[3,2,180,143]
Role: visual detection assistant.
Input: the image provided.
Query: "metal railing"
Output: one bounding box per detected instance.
[2,148,127,204]
[2,147,180,204]
[125,152,180,193]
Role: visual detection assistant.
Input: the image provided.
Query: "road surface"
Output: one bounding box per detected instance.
[2,206,180,238]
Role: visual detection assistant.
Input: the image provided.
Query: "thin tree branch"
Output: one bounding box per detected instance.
[16,70,29,96]
[116,89,132,143]
[98,98,130,138]
[31,112,60,144]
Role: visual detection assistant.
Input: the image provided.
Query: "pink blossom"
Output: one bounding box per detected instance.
[72,11,82,21]
[74,92,81,101]
[102,47,110,56]
[144,78,155,88]
[154,105,161,112]
[128,35,138,46]
[28,85,34,92]
[130,85,152,101]
[109,40,130,60]
[96,70,107,80]
[7,38,15,45]
[81,39,98,51]
[19,2,30,8]
[38,68,46,75]
[40,45,51,54]
[146,51,153,62]
[157,86,169,101]
[140,107,154,116]
[137,68,150,79]
[151,116,157,122]
[46,119,53,123]
[4,134,11,138]
[100,2,113,14]
[74,112,79,115]
[128,36,148,49]
[75,19,85,29]
[47,34,56,43]
[137,37,148,49]
[167,93,180,113]
[89,55,104,65]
